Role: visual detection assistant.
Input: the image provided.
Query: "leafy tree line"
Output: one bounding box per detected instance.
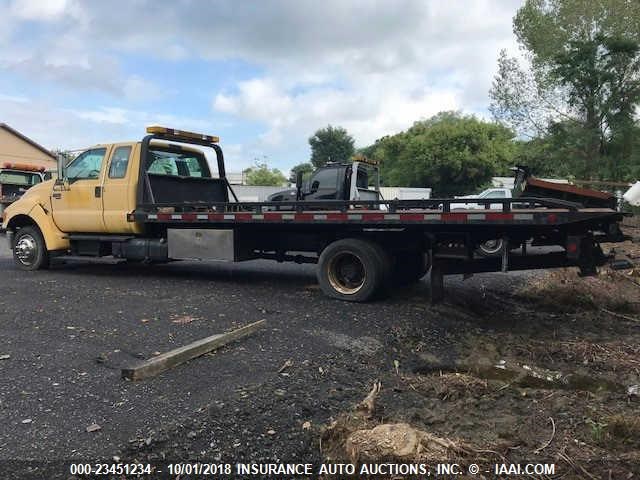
[243,162,287,186]
[363,112,517,196]
[252,0,640,191]
[490,0,640,182]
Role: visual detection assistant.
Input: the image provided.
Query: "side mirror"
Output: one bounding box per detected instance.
[310,180,320,193]
[54,154,69,189]
[56,154,65,182]
[295,171,303,200]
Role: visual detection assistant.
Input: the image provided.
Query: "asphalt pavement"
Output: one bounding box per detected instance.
[0,234,531,473]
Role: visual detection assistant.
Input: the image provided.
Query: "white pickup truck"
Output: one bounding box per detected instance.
[450,187,513,211]
[449,187,514,256]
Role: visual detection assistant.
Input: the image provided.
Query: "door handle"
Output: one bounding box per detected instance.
[52,193,62,199]
[95,186,102,198]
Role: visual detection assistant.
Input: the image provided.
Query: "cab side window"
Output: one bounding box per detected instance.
[109,146,132,179]
[66,148,107,181]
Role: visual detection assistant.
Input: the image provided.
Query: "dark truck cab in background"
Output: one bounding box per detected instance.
[268,156,381,205]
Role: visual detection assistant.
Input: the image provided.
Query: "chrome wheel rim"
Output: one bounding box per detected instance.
[479,239,504,255]
[327,252,366,295]
[15,234,37,266]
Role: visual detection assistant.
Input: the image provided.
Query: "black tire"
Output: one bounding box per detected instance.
[317,238,389,302]
[392,251,432,285]
[476,239,505,257]
[12,226,49,271]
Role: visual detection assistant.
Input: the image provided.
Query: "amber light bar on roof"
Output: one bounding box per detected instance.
[351,154,379,166]
[2,162,46,172]
[146,125,219,143]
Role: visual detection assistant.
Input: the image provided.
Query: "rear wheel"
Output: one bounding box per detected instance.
[13,226,49,271]
[317,238,389,302]
[476,239,505,257]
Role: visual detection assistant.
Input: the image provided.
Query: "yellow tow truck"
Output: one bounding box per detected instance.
[2,126,629,303]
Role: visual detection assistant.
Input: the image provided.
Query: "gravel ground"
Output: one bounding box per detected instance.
[0,233,538,478]
[8,232,638,479]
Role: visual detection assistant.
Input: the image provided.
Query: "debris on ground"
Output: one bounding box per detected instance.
[346,423,466,463]
[277,358,294,373]
[355,381,381,418]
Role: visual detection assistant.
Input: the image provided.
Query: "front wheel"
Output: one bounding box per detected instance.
[13,226,49,271]
[317,238,389,302]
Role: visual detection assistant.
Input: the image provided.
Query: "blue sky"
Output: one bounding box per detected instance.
[0,0,523,175]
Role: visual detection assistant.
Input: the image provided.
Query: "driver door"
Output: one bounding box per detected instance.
[306,167,341,200]
[51,147,110,233]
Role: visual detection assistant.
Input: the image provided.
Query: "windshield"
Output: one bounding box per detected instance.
[147,148,211,178]
[0,170,42,186]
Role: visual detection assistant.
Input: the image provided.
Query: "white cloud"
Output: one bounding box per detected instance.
[123,75,162,101]
[213,76,459,148]
[0,0,525,168]
[71,107,130,125]
[10,0,73,21]
[204,0,523,151]
[0,93,29,103]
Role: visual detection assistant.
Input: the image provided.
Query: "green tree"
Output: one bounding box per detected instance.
[308,125,355,168]
[490,0,640,180]
[367,112,517,196]
[288,162,314,184]
[243,162,287,186]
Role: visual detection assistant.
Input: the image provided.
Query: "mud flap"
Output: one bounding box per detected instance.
[569,235,605,277]
[429,261,444,304]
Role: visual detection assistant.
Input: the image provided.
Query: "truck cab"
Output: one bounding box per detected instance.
[3,127,230,262]
[268,156,381,205]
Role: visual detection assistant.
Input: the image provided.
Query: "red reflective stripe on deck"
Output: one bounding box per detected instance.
[157,213,172,221]
[400,213,426,221]
[208,213,225,221]
[295,213,314,221]
[327,213,348,221]
[441,213,467,221]
[234,213,252,221]
[547,213,558,223]
[486,213,514,221]
[182,213,196,221]
[264,212,283,221]
[362,213,385,221]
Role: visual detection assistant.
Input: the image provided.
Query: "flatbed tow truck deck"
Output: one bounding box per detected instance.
[3,126,631,303]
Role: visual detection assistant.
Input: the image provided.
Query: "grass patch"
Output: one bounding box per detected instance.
[521,269,639,314]
[607,415,640,447]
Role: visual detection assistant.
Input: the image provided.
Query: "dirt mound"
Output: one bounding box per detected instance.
[346,423,462,463]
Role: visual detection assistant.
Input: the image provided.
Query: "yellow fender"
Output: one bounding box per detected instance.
[5,203,69,251]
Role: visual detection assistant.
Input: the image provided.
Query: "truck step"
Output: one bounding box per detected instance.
[57,255,127,265]
[68,234,135,242]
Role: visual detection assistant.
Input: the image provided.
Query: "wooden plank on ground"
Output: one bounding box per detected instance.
[121,319,266,381]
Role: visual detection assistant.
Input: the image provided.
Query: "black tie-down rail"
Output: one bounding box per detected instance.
[137,196,583,214]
